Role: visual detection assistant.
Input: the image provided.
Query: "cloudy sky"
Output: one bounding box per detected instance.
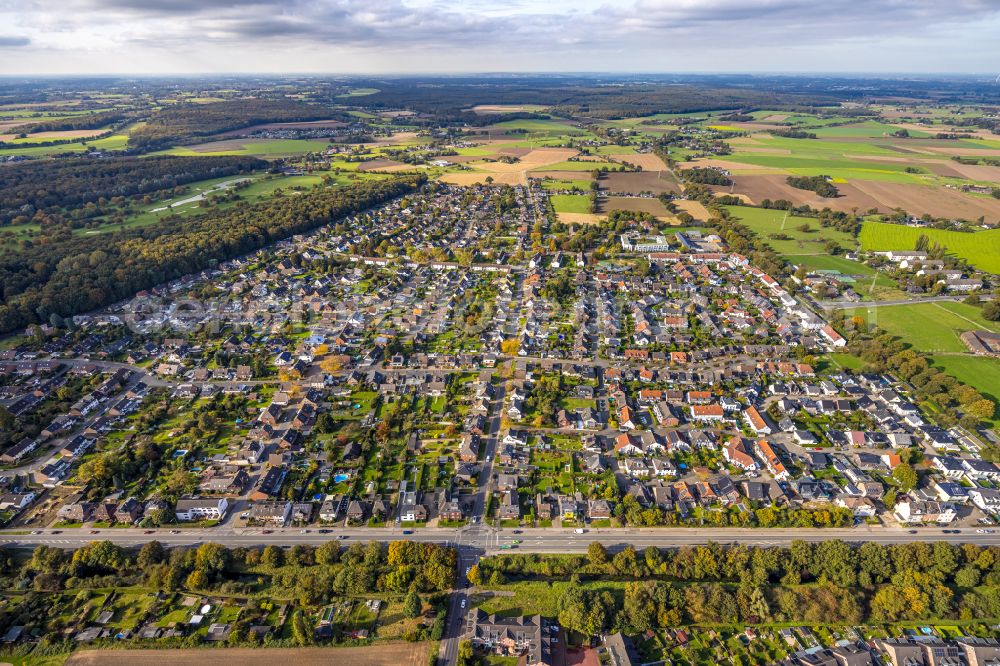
[1,0,999,75]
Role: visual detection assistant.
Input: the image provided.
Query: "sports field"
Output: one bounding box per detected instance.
[840,301,1000,353]
[859,222,1000,274]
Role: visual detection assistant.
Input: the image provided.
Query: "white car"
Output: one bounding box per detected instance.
[460,599,466,609]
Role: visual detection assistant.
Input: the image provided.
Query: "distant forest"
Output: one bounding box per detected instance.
[0,175,424,334]
[129,99,348,149]
[0,155,266,227]
[354,80,839,120]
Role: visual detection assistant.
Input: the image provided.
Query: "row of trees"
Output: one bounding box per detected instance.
[0,175,424,334]
[18,539,455,600]
[474,540,1000,633]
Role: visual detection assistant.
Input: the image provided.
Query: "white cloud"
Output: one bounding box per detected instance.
[0,0,997,73]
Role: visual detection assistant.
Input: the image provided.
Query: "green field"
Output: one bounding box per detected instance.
[486,118,592,138]
[535,160,612,172]
[160,138,336,157]
[859,222,1000,274]
[841,301,1000,353]
[0,133,129,157]
[337,87,379,97]
[930,354,1000,407]
[724,206,858,256]
[549,194,592,214]
[538,177,593,192]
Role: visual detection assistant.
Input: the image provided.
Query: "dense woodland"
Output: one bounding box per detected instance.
[473,540,1000,635]
[0,175,425,334]
[129,100,348,149]
[0,155,265,227]
[357,79,838,120]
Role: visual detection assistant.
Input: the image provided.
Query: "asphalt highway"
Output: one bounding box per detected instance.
[3,525,999,551]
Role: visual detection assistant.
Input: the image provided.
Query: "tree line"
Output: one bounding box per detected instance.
[0,175,425,334]
[0,155,265,227]
[471,540,1000,634]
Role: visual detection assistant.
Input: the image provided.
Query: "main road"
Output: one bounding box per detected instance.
[3,525,999,551]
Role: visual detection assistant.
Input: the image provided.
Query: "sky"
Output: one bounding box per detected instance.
[1,0,999,75]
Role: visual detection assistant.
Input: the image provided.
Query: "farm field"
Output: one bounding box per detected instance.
[673,116,1000,223]
[484,118,593,138]
[597,170,678,194]
[65,644,430,666]
[859,222,1000,274]
[536,176,593,192]
[840,301,1000,353]
[599,195,671,219]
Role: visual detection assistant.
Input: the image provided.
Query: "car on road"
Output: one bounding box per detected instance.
[512,530,521,534]
[460,599,466,609]
[144,530,155,534]
[262,529,273,534]
[51,530,60,534]
[240,512,249,519]
[908,530,918,534]
[402,529,413,535]
[300,529,310,534]
[89,530,100,534]
[575,528,585,534]
[337,535,348,540]
[170,530,180,534]
[31,530,41,535]
[318,529,331,534]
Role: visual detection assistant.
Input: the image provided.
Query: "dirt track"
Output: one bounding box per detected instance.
[65,643,430,666]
